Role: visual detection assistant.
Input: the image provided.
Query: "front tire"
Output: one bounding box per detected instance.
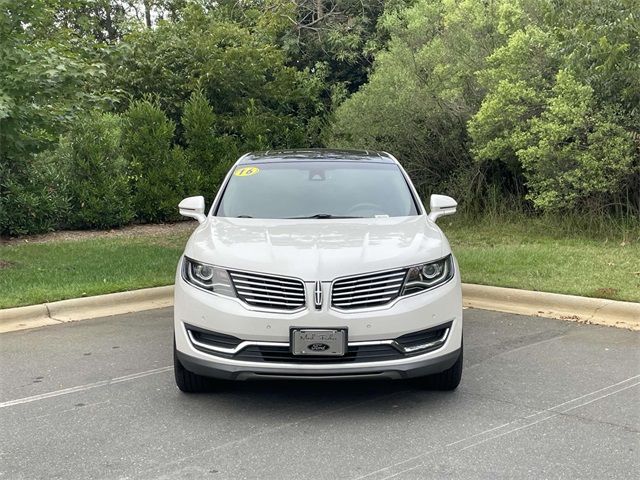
[174,342,217,393]
[416,345,463,391]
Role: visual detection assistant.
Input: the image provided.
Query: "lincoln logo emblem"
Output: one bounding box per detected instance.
[314,281,323,310]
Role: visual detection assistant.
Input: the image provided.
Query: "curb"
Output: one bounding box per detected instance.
[1,284,638,333]
[0,286,173,333]
[462,284,640,331]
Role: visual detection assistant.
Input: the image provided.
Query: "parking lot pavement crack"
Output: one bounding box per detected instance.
[459,389,540,413]
[552,408,640,434]
[464,332,570,371]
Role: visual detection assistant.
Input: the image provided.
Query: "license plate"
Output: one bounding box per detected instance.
[290,328,347,356]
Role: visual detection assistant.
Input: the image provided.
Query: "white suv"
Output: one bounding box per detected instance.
[173,149,463,392]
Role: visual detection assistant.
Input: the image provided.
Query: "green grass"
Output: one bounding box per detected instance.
[0,233,191,309]
[442,216,640,302]
[1,218,639,309]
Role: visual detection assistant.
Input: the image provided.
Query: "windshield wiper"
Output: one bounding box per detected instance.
[236,215,253,218]
[286,214,363,219]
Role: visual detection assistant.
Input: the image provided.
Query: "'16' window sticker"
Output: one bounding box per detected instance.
[234,167,260,177]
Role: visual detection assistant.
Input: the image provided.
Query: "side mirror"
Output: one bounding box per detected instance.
[428,194,457,223]
[179,196,206,223]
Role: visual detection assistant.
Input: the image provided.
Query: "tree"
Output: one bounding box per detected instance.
[108,4,326,152]
[50,0,132,42]
[331,0,503,199]
[182,90,235,201]
[0,0,110,234]
[469,0,639,214]
[58,112,133,228]
[123,98,193,222]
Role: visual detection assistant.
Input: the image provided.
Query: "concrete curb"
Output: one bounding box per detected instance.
[0,286,173,333]
[1,283,638,333]
[462,284,640,331]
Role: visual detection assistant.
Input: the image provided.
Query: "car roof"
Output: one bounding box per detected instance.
[236,149,397,165]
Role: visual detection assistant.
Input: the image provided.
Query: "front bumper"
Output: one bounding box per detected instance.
[174,261,463,380]
[177,347,461,381]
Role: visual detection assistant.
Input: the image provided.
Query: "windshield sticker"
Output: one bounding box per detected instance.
[234,166,260,177]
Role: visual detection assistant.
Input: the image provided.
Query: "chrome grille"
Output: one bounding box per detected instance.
[228,271,305,310]
[331,268,408,309]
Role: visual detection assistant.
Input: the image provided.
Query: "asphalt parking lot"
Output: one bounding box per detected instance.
[1,308,638,479]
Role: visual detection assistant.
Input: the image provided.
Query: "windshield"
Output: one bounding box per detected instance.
[215,161,419,219]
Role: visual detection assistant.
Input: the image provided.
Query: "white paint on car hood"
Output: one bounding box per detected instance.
[184,215,446,281]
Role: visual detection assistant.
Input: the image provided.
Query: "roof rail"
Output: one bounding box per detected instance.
[380,151,399,163]
[234,152,253,165]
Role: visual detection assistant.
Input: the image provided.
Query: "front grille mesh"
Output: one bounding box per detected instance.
[331,268,408,309]
[234,344,403,363]
[228,270,305,310]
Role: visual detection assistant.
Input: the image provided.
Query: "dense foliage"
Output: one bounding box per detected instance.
[57,112,133,229]
[0,0,112,234]
[1,0,638,235]
[332,0,639,215]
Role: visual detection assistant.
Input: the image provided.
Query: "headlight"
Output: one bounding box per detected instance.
[401,255,453,296]
[183,258,236,297]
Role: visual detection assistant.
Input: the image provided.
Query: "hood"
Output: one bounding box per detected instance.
[184,216,446,281]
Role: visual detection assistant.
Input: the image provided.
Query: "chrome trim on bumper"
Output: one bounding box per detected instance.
[187,329,289,355]
[186,326,450,356]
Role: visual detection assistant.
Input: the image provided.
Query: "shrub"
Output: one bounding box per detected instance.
[182,90,235,202]
[0,154,68,236]
[468,0,640,216]
[123,99,193,222]
[517,71,636,212]
[58,113,133,229]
